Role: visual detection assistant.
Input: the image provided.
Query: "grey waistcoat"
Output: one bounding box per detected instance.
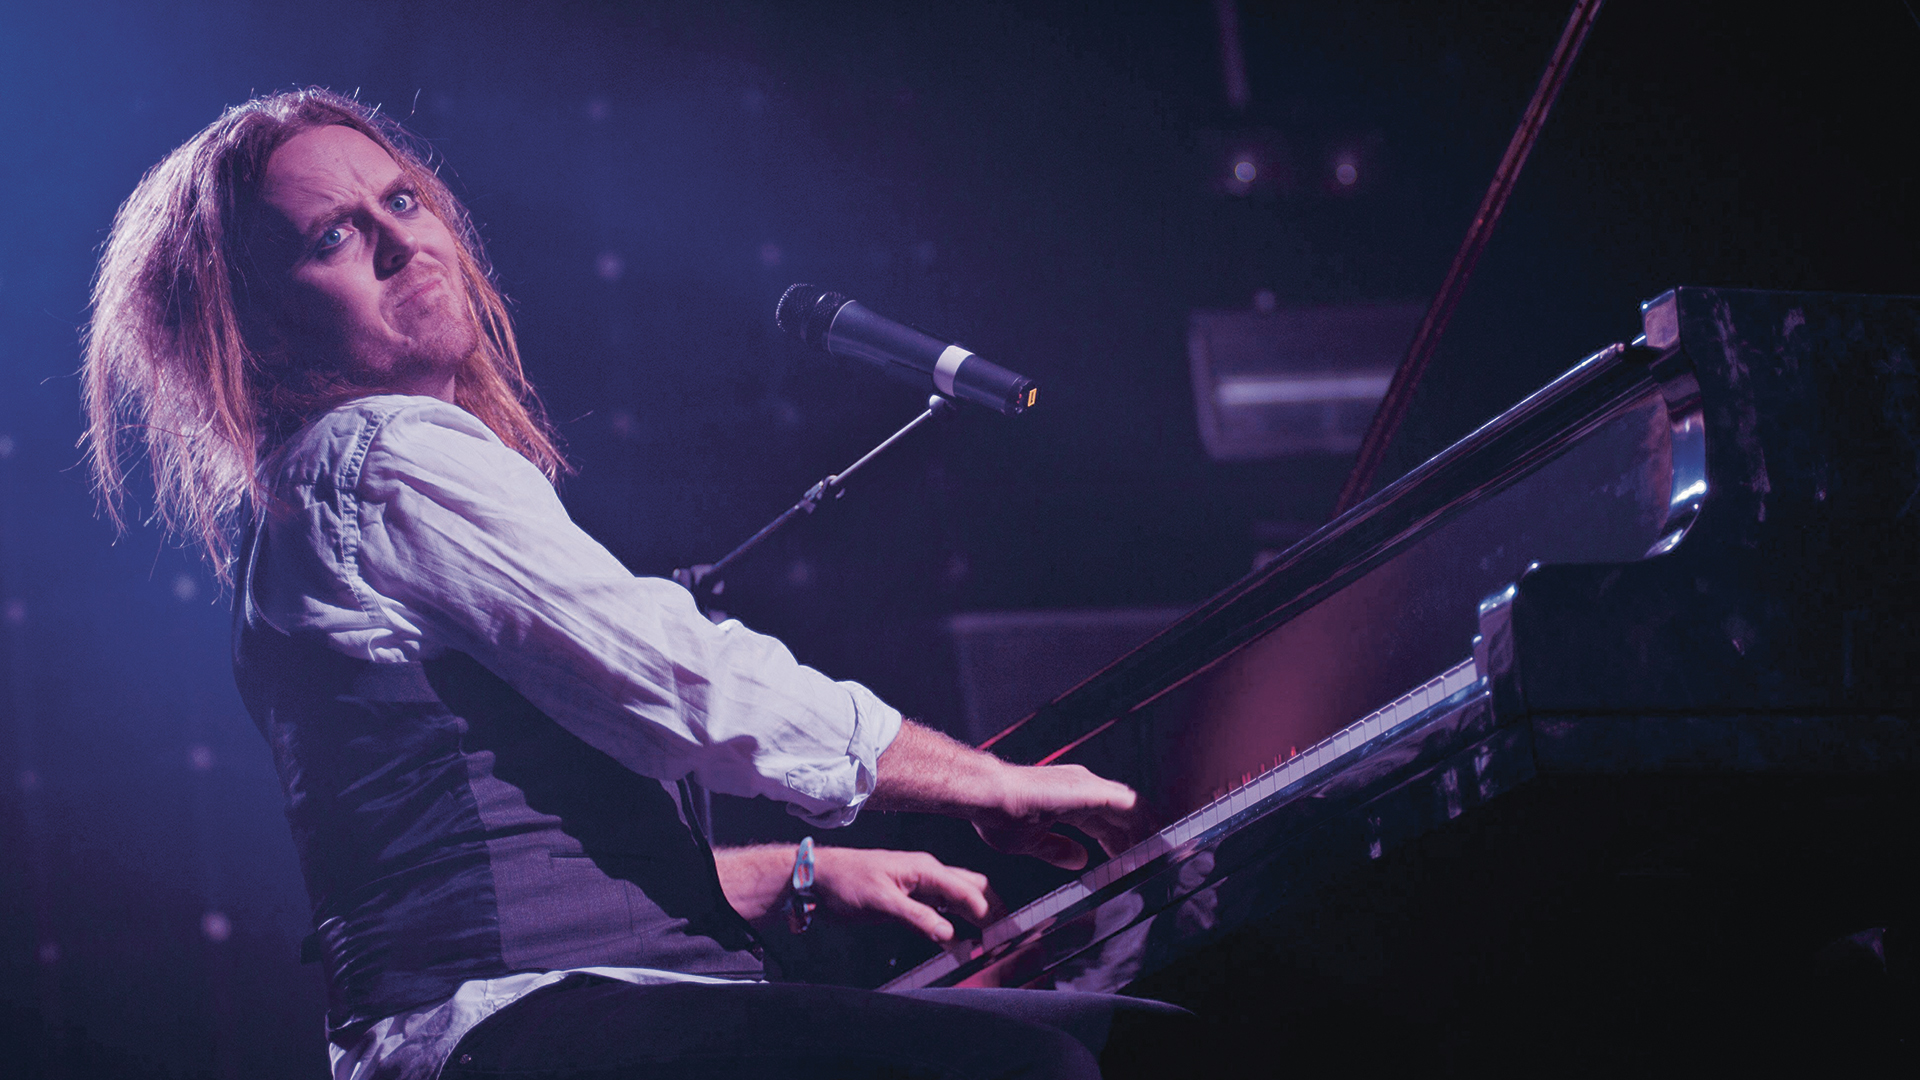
[232,525,764,1038]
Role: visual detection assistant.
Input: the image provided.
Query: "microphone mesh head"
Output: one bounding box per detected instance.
[775,284,849,349]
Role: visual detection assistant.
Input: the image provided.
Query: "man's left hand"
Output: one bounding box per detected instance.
[813,846,998,943]
[715,844,999,943]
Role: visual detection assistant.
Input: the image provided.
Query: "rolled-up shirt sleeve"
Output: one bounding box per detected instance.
[336,400,899,827]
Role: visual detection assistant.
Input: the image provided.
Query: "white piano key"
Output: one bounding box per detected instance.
[900,952,958,986]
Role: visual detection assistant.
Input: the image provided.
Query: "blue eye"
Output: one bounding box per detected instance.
[388,191,416,214]
[317,226,348,252]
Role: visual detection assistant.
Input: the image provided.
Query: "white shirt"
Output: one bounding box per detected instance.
[250,395,904,1079]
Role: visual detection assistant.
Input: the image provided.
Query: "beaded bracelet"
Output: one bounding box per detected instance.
[786,836,818,934]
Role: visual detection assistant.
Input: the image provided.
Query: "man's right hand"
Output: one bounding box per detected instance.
[968,762,1143,870]
[869,720,1150,871]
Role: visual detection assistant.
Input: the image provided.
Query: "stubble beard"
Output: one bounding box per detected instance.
[357,285,482,395]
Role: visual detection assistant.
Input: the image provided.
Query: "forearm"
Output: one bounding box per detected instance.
[868,719,1144,870]
[713,843,799,922]
[865,719,1011,816]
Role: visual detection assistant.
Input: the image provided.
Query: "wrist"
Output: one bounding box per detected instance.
[871,719,1018,817]
[714,843,801,923]
[971,757,1022,822]
[785,836,818,934]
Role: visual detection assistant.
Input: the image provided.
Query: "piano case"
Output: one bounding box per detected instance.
[887,288,1920,1074]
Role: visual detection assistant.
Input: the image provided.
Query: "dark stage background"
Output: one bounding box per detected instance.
[2,1,1916,1075]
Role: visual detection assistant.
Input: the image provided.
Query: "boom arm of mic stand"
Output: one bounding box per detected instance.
[672,395,957,613]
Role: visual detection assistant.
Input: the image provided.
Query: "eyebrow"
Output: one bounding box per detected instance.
[301,175,417,239]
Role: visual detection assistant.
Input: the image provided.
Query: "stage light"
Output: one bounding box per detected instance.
[1202,127,1288,196]
[201,911,232,943]
[610,409,640,441]
[786,558,814,588]
[1335,162,1358,186]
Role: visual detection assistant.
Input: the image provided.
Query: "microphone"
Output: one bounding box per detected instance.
[775,284,1038,415]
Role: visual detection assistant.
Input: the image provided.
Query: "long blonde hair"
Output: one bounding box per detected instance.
[83,87,566,579]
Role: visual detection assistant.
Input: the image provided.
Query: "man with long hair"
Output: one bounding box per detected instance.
[83,88,1153,1079]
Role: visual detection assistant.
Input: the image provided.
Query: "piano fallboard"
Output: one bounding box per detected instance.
[886,660,1482,991]
[887,660,1916,993]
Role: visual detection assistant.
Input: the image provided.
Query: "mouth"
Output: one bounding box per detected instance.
[394,275,447,311]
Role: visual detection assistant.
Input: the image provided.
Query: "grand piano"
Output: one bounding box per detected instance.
[886,288,1919,1071]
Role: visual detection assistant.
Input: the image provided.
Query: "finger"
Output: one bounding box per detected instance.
[1056,766,1138,812]
[977,821,1091,870]
[1091,777,1140,813]
[980,882,1008,923]
[909,866,994,924]
[1072,806,1150,857]
[868,888,956,943]
[1015,765,1138,818]
[1022,830,1089,871]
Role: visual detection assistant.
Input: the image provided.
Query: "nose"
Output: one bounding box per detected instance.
[373,213,420,278]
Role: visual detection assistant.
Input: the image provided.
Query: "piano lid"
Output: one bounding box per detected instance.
[987,287,1920,818]
[984,328,1690,778]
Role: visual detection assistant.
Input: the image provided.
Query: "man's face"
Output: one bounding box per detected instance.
[253,125,475,400]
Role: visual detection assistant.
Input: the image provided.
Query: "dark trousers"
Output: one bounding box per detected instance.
[439,974,1180,1079]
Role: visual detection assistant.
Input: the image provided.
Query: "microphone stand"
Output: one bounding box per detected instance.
[672,394,958,616]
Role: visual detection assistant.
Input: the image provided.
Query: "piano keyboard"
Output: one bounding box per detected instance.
[883,657,1482,990]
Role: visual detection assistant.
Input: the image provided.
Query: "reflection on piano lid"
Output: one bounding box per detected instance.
[885,288,1920,1001]
[886,659,1481,991]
